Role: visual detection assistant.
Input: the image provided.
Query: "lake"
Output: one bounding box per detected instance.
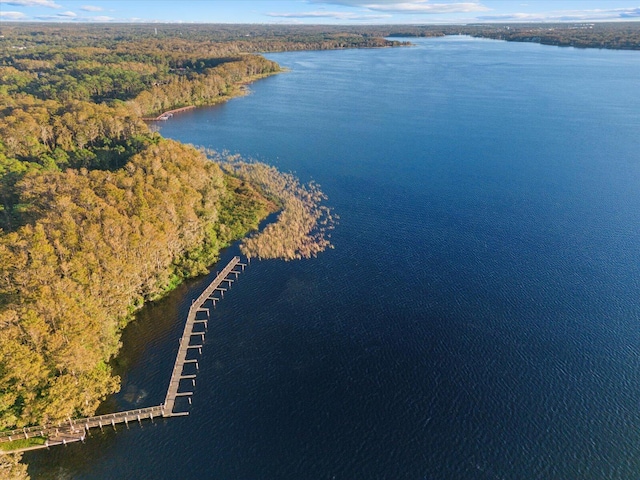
[27,36,640,479]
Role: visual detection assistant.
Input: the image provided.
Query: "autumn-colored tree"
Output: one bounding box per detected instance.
[0,26,341,479]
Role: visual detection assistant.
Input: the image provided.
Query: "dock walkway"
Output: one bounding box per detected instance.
[0,406,165,454]
[0,256,246,454]
[141,105,195,121]
[163,256,245,415]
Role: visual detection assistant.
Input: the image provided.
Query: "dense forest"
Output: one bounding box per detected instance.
[2,22,638,53]
[445,22,640,50]
[0,24,345,478]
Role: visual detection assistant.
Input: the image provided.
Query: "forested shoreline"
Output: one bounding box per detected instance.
[2,22,638,54]
[0,25,346,478]
[1,20,636,478]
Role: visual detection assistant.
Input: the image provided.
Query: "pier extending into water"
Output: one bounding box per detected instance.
[0,256,246,455]
[163,256,245,415]
[141,105,195,121]
[0,406,165,454]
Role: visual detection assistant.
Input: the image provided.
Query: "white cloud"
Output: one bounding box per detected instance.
[267,10,392,20]
[619,7,640,18]
[0,10,27,19]
[0,0,60,7]
[478,7,640,23]
[35,10,77,20]
[476,12,544,21]
[308,0,489,13]
[31,12,116,21]
[363,2,489,14]
[309,0,420,4]
[304,0,489,15]
[88,15,114,21]
[80,5,103,12]
[124,17,163,23]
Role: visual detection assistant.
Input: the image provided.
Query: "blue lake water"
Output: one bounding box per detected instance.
[27,37,640,479]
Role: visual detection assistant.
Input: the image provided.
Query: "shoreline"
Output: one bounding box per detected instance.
[140,70,282,123]
[141,105,196,121]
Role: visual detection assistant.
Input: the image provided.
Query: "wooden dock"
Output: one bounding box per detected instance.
[141,105,195,121]
[0,256,246,455]
[0,406,165,454]
[163,256,245,415]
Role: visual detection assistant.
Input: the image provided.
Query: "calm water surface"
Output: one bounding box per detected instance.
[28,37,640,479]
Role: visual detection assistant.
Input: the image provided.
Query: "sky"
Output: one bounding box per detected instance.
[1,0,640,24]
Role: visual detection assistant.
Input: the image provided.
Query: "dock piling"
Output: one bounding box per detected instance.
[0,257,247,454]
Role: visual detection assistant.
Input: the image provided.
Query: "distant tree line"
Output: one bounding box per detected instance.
[455,23,640,50]
[0,37,281,115]
[2,22,638,53]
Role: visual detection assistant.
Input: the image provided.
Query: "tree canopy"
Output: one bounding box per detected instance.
[0,23,335,441]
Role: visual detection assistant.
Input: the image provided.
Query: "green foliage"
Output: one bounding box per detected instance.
[0,30,282,118]
[130,55,281,117]
[0,437,46,452]
[0,143,327,439]
[0,139,275,430]
[0,454,29,480]
[460,23,640,50]
[217,175,276,243]
[0,154,40,231]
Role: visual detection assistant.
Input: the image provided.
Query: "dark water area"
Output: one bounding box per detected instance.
[27,37,640,479]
